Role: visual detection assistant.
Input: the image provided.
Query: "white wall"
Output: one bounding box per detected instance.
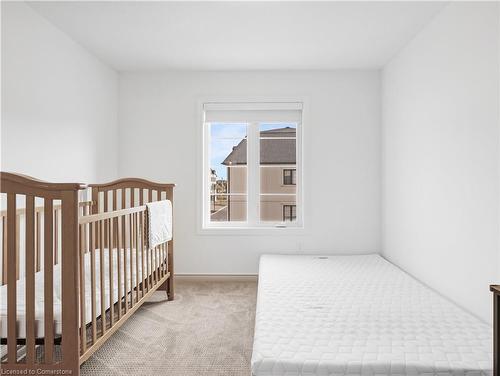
[119,71,381,274]
[382,2,499,323]
[1,2,118,183]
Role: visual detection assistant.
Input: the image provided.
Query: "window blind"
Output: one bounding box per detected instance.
[204,102,302,123]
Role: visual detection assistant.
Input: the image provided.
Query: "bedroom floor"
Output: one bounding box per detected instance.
[81,280,257,376]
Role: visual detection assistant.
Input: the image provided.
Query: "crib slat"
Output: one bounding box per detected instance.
[157,245,161,279]
[147,231,151,291]
[54,208,59,265]
[135,213,139,302]
[166,242,169,277]
[25,196,36,363]
[130,188,135,209]
[160,244,163,277]
[104,191,109,245]
[44,198,54,363]
[116,214,122,320]
[152,242,156,285]
[159,244,162,279]
[139,189,144,206]
[123,214,128,312]
[166,242,170,277]
[162,243,165,277]
[79,224,87,354]
[154,244,158,285]
[122,188,126,210]
[140,211,145,296]
[108,218,114,326]
[153,246,157,284]
[99,220,106,334]
[162,243,166,277]
[166,243,169,276]
[90,221,97,343]
[104,190,108,212]
[15,214,20,280]
[83,204,88,252]
[129,214,134,305]
[158,244,162,279]
[162,243,165,278]
[151,246,158,285]
[159,244,163,278]
[36,211,41,272]
[7,193,17,363]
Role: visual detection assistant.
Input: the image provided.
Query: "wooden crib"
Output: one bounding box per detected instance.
[0,172,175,375]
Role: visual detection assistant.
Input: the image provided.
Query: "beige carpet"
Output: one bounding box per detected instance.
[81,280,257,376]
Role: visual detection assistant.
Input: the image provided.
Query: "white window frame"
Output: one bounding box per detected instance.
[199,101,305,233]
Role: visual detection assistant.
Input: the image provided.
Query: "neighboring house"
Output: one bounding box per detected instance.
[222,127,296,222]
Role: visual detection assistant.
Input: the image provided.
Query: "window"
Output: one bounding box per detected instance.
[202,102,303,229]
[283,169,296,185]
[283,205,297,222]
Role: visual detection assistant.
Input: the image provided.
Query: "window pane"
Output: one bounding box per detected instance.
[210,194,247,222]
[259,124,297,222]
[260,194,296,222]
[209,123,248,222]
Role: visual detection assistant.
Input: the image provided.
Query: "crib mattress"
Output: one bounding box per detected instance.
[0,248,164,338]
[251,254,493,376]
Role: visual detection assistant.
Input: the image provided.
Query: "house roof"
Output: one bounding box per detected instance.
[222,127,296,166]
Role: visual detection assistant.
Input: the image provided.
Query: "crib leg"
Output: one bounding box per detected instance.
[167,240,174,301]
[159,279,169,298]
[158,277,174,300]
[167,276,174,301]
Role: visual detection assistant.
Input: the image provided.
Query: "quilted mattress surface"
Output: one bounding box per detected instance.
[251,254,492,376]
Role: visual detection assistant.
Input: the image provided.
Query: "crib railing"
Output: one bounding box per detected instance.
[89,178,175,300]
[1,172,83,374]
[77,206,170,363]
[0,201,93,285]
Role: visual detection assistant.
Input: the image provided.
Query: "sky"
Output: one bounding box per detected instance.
[210,123,296,180]
[210,123,246,180]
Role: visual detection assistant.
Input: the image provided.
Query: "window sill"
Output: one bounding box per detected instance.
[198,225,307,236]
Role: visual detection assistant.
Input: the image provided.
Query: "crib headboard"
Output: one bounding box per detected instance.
[0,172,85,371]
[89,178,175,213]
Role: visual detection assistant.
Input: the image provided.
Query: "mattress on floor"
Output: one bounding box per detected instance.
[251,254,493,376]
[0,247,162,338]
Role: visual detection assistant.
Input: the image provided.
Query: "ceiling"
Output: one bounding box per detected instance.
[28,1,446,71]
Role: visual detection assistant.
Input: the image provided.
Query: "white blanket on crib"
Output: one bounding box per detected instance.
[146,200,172,249]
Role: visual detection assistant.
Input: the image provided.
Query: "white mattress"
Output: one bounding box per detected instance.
[251,254,493,376]
[0,247,164,338]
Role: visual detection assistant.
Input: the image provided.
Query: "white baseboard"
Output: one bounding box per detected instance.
[175,273,258,282]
